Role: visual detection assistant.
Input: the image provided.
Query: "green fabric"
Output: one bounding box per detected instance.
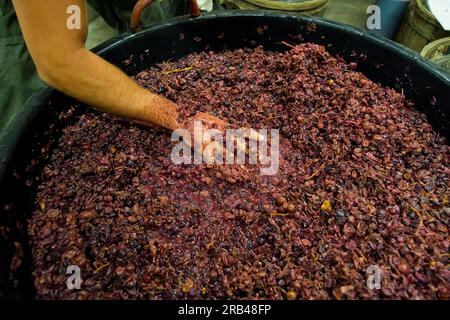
[87,0,165,33]
[0,1,45,131]
[0,0,166,132]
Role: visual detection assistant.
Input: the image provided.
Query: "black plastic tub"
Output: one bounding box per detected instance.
[0,11,449,299]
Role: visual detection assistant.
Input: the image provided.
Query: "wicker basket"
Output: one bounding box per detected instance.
[421,37,450,72]
[395,0,450,52]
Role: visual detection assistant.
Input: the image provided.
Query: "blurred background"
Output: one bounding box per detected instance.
[86,0,449,74]
[86,0,375,48]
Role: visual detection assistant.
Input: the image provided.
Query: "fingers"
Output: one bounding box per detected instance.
[235,138,248,154]
[195,112,226,131]
[197,132,265,164]
[233,129,264,155]
[202,130,211,144]
[182,112,267,164]
[244,128,264,142]
[203,141,225,164]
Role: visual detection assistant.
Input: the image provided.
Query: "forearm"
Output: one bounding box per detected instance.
[38,48,180,131]
[12,0,180,131]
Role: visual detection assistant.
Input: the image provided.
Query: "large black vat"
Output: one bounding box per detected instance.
[0,11,448,299]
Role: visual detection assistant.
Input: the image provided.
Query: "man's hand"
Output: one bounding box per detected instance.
[181,112,227,141]
[179,112,262,163]
[12,0,179,130]
[177,112,225,162]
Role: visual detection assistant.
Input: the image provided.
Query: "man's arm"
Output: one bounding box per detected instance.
[12,0,180,130]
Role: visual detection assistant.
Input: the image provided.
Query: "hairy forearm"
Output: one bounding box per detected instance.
[38,48,180,130]
[13,0,184,131]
